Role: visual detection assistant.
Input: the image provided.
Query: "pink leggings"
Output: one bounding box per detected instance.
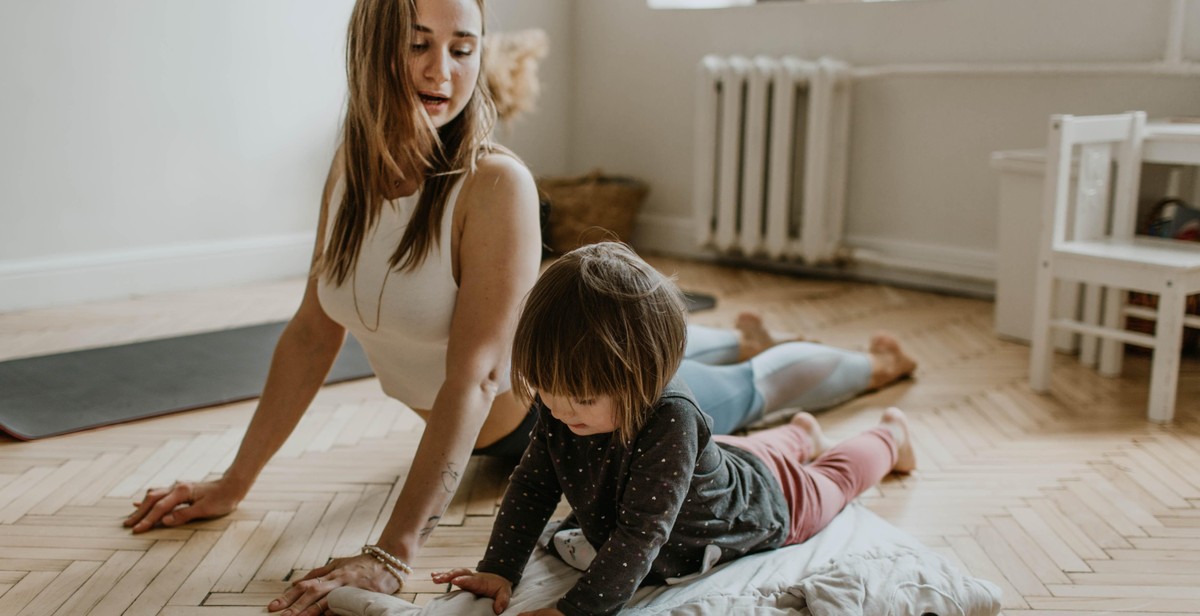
[715,424,897,545]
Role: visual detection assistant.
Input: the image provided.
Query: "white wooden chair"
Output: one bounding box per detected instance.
[1029,111,1200,423]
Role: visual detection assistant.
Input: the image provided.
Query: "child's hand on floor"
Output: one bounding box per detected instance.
[431,568,513,614]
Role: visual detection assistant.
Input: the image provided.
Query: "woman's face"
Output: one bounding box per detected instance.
[409,0,482,129]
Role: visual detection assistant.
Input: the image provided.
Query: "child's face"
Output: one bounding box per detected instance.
[538,391,619,436]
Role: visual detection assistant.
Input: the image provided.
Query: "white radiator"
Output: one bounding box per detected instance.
[693,55,852,263]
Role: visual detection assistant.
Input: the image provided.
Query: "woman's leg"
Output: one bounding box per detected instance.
[684,324,743,365]
[733,312,807,361]
[749,342,874,414]
[676,360,758,434]
[680,339,879,434]
[749,334,917,414]
[864,334,918,390]
[684,312,807,365]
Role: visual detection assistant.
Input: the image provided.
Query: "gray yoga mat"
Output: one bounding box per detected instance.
[682,291,716,313]
[0,292,716,441]
[0,322,374,440]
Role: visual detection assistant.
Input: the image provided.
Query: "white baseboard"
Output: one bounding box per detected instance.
[843,235,996,283]
[0,233,314,312]
[631,213,998,296]
[3,218,999,312]
[629,213,713,259]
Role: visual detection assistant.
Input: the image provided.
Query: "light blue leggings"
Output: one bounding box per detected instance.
[679,324,873,435]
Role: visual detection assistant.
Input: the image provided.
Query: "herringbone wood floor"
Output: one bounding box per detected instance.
[1,256,1198,615]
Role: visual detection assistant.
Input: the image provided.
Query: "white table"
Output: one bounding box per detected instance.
[1145,120,1200,166]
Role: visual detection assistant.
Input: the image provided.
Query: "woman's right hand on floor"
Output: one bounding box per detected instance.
[123,479,242,533]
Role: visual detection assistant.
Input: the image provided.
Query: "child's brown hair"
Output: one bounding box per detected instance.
[511,242,687,443]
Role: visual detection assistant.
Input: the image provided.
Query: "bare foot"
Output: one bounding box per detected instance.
[867,333,918,389]
[736,311,807,361]
[789,411,833,462]
[880,407,916,473]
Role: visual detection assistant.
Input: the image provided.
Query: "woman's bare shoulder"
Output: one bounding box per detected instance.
[471,150,533,187]
[460,151,537,213]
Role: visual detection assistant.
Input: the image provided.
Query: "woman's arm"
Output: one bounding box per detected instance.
[272,154,543,616]
[434,410,561,615]
[124,151,347,532]
[379,153,542,555]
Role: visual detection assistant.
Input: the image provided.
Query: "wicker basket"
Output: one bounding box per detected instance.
[538,171,649,254]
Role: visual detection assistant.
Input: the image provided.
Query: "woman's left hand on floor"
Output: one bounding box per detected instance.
[269,553,401,615]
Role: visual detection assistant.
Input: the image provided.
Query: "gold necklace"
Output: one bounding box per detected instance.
[351,261,389,333]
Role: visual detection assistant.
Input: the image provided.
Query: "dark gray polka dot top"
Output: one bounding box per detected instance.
[476,379,788,616]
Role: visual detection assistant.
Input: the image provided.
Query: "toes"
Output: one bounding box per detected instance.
[881,408,916,473]
[735,311,765,328]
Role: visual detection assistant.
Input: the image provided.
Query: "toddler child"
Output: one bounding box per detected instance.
[431,242,915,616]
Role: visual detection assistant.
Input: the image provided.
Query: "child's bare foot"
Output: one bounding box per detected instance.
[867,333,918,389]
[880,407,916,473]
[736,311,807,361]
[789,411,833,461]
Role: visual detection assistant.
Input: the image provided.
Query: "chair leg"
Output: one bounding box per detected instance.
[1099,286,1125,377]
[1054,281,1081,353]
[1148,285,1186,423]
[1079,283,1102,367]
[1029,261,1057,392]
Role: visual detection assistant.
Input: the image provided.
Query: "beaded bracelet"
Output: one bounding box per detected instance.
[362,544,414,590]
[362,545,415,576]
[370,559,406,592]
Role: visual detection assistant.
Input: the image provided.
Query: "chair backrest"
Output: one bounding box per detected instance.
[1041,112,1146,250]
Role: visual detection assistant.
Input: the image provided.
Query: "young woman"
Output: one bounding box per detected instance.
[433,242,915,616]
[129,2,540,614]
[122,1,915,614]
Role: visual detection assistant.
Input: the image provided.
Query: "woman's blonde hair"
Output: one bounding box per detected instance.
[512,243,688,443]
[320,0,499,285]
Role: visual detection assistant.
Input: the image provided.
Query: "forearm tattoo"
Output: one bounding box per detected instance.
[419,515,441,540]
[441,462,461,493]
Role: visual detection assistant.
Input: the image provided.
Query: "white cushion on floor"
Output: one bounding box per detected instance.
[328,503,1000,616]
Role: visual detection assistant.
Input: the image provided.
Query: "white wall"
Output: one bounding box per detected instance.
[569,0,1200,287]
[5,0,1199,311]
[0,0,571,312]
[0,0,354,311]
[487,0,573,177]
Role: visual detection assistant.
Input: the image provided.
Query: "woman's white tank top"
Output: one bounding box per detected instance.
[317,176,479,410]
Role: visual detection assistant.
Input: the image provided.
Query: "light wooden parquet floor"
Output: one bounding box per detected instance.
[1,256,1198,615]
